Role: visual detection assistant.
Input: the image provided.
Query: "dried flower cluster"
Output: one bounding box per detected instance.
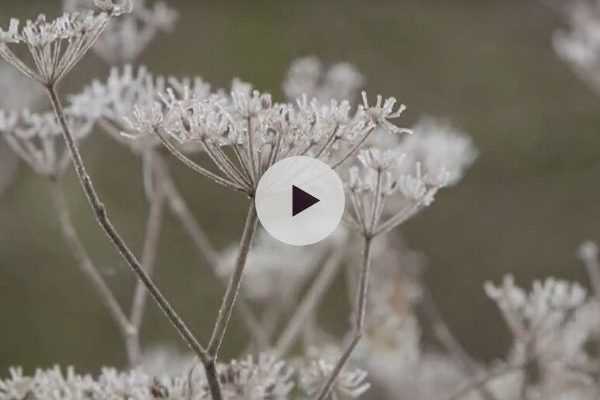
[0,0,132,85]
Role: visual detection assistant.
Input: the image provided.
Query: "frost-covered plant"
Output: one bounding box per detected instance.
[0,1,487,399]
[0,1,132,86]
[0,355,294,400]
[462,275,600,400]
[64,0,177,64]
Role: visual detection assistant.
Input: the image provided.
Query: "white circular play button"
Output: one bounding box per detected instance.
[255,156,345,246]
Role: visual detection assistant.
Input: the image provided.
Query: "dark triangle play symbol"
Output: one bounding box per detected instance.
[292,185,320,216]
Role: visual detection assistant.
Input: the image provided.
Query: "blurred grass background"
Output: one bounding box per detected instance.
[2,0,600,373]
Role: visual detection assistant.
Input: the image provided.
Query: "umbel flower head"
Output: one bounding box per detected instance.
[64,0,178,64]
[345,115,477,237]
[0,108,94,176]
[70,64,210,153]
[346,146,445,238]
[124,78,409,195]
[0,0,132,86]
[0,354,295,400]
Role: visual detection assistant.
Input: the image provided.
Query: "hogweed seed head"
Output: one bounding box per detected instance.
[0,2,131,86]
[346,147,442,237]
[485,275,587,340]
[70,65,210,153]
[124,76,407,194]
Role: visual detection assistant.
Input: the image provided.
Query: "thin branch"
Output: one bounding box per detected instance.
[155,157,269,348]
[153,127,247,194]
[330,126,375,170]
[316,235,374,400]
[207,202,258,357]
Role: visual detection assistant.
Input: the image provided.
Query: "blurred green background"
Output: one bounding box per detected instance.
[1,0,600,373]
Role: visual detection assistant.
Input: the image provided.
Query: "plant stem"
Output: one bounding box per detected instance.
[154,156,269,348]
[207,202,258,357]
[127,168,166,365]
[316,235,374,400]
[49,178,136,362]
[46,84,212,368]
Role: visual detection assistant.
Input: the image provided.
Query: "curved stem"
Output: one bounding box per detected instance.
[46,84,213,372]
[316,235,374,400]
[153,155,269,348]
[207,202,258,357]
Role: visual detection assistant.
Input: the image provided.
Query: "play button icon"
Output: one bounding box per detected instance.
[292,185,320,216]
[255,156,345,246]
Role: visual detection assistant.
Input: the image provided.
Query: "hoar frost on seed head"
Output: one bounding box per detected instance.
[124,74,409,193]
[70,65,210,153]
[0,1,132,85]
